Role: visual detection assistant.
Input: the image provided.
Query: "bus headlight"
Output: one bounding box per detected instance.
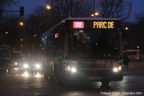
[113,66,122,72]
[35,64,41,69]
[66,66,77,73]
[23,63,29,69]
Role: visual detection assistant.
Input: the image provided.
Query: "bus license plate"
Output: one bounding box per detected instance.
[88,76,102,80]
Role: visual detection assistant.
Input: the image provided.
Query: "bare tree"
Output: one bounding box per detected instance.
[99,0,132,20]
[29,0,92,34]
[0,0,17,18]
[45,0,92,18]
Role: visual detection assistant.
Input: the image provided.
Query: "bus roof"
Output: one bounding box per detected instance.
[65,18,120,21]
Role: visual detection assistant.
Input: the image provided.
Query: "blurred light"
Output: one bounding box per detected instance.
[118,66,122,71]
[19,21,24,26]
[14,68,19,70]
[6,69,9,73]
[71,67,77,73]
[5,32,8,35]
[113,67,118,72]
[66,66,77,73]
[94,11,99,16]
[91,14,94,17]
[137,46,140,49]
[55,33,59,38]
[125,27,128,30]
[66,66,71,71]
[33,34,37,38]
[34,73,42,78]
[15,62,18,66]
[23,64,29,69]
[35,64,41,69]
[46,4,51,10]
[23,71,29,77]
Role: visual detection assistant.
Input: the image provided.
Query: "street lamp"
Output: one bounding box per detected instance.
[91,11,99,17]
[46,4,52,10]
[125,27,129,31]
[137,46,140,49]
[91,14,94,17]
[5,32,8,35]
[94,11,99,16]
[19,21,24,26]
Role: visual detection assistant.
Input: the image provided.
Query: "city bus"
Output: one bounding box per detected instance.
[42,18,124,85]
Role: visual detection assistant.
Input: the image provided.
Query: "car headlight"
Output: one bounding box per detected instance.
[66,66,77,73]
[113,65,122,72]
[23,63,29,69]
[71,67,77,73]
[35,63,41,69]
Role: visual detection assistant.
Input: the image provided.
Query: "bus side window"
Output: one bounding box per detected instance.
[54,27,65,57]
[46,33,57,56]
[46,27,65,57]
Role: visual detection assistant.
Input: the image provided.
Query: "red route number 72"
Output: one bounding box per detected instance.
[73,21,84,29]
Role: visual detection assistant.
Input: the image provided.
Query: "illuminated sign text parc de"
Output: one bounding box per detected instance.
[93,21,114,29]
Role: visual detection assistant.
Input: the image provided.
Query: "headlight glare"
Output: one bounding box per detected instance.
[66,66,77,73]
[34,73,42,78]
[15,62,18,65]
[23,71,29,77]
[23,64,29,69]
[66,66,71,71]
[113,65,122,72]
[35,64,41,69]
[113,67,118,72]
[71,67,77,73]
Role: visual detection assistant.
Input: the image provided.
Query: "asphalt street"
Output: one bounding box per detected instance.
[0,62,144,96]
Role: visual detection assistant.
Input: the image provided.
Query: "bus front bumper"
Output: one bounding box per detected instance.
[62,69,123,81]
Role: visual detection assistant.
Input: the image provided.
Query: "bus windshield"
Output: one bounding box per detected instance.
[69,29,120,59]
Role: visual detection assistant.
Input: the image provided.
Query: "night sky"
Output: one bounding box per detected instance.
[13,0,144,22]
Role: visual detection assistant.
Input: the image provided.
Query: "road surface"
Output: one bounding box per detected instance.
[0,62,144,96]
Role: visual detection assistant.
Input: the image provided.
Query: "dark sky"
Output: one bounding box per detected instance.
[15,0,144,22]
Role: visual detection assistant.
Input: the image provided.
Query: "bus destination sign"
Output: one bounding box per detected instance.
[93,21,114,29]
[72,20,116,29]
